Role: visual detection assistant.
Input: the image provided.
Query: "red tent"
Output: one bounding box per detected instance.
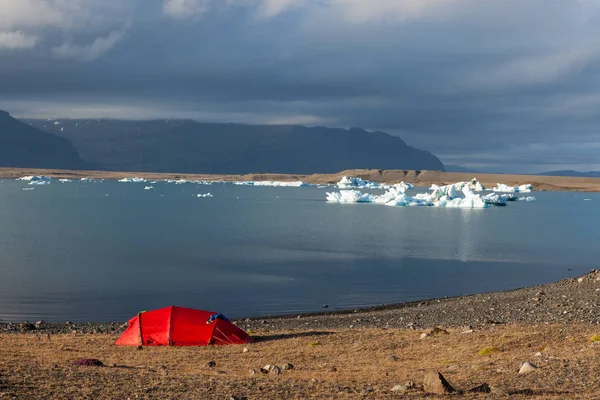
[115,306,251,346]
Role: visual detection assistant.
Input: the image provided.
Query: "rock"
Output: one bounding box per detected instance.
[518,362,538,374]
[534,352,543,357]
[491,386,508,395]
[259,368,269,374]
[429,327,449,336]
[35,320,45,327]
[386,354,398,362]
[469,383,491,393]
[136,346,143,351]
[243,347,249,353]
[462,329,474,334]
[249,369,257,375]
[423,370,455,394]
[206,361,217,368]
[420,333,430,340]
[282,363,294,370]
[322,304,329,308]
[72,358,104,367]
[578,277,584,283]
[270,365,281,374]
[391,384,408,392]
[20,323,35,331]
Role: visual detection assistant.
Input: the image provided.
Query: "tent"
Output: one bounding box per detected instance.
[115,306,251,346]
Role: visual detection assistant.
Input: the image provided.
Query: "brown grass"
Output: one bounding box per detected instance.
[2,324,600,399]
[2,167,600,192]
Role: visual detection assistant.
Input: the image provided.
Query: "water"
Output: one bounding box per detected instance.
[0,179,598,322]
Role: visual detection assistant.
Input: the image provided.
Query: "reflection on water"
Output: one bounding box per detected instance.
[0,180,598,321]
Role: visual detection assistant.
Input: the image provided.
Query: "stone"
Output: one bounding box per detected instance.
[270,365,281,374]
[386,354,398,362]
[20,323,35,331]
[578,277,584,283]
[534,352,543,357]
[249,369,257,375]
[136,346,143,351]
[35,320,45,326]
[391,384,408,392]
[322,304,329,308]
[420,333,430,340]
[243,347,249,353]
[429,327,449,336]
[282,363,294,370]
[518,362,538,374]
[423,370,455,394]
[462,329,474,334]
[206,361,217,368]
[468,383,491,393]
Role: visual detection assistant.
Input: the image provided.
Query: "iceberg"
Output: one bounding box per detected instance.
[59,179,72,183]
[518,196,536,202]
[22,188,35,191]
[119,177,147,183]
[492,183,533,193]
[337,176,381,189]
[233,181,308,187]
[196,193,213,198]
[17,176,52,182]
[144,186,155,190]
[326,185,487,209]
[28,180,51,185]
[430,178,485,193]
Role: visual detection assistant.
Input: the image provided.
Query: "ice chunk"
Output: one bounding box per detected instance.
[28,180,51,185]
[492,183,533,193]
[17,176,52,182]
[233,181,308,187]
[144,186,155,190]
[53,121,60,125]
[196,193,213,198]
[337,176,380,189]
[518,196,536,201]
[22,188,35,191]
[118,177,147,183]
[326,190,376,203]
[59,179,72,183]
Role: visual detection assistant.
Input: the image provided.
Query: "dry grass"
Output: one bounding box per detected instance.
[2,324,600,399]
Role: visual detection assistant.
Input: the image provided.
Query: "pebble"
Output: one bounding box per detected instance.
[242,347,249,353]
[206,361,216,368]
[534,352,543,357]
[420,333,430,340]
[391,384,408,392]
[386,355,398,362]
[518,362,538,374]
[282,363,294,370]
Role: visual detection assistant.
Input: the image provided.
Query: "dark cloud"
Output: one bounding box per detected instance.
[1,0,599,173]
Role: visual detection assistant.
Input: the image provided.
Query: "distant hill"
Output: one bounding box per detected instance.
[0,110,84,170]
[538,170,600,178]
[26,118,445,174]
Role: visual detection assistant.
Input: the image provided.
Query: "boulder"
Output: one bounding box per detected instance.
[423,370,455,394]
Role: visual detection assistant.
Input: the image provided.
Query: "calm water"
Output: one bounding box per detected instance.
[0,180,598,322]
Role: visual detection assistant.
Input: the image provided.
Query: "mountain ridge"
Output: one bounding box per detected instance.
[0,111,85,170]
[24,117,445,174]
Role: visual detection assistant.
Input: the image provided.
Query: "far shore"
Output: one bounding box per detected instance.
[2,167,600,192]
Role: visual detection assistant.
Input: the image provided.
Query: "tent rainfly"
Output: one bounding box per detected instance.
[115,306,251,346]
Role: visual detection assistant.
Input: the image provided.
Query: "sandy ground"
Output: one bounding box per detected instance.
[2,324,600,399]
[1,167,600,192]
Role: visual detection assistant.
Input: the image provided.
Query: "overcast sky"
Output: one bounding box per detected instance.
[1,0,599,173]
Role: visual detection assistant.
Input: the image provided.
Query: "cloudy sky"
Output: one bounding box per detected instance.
[1,0,599,173]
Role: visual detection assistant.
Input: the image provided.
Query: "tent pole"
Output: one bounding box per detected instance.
[138,312,143,346]
[168,306,174,346]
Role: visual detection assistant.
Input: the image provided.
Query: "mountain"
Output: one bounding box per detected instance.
[26,118,445,174]
[538,170,600,178]
[0,110,84,170]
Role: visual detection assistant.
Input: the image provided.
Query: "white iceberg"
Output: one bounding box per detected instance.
[22,188,35,191]
[119,177,147,183]
[59,179,72,183]
[518,196,536,202]
[17,176,52,182]
[196,193,213,198]
[144,186,155,190]
[326,185,488,209]
[492,183,533,193]
[232,180,308,187]
[430,178,485,193]
[337,176,381,189]
[28,180,51,185]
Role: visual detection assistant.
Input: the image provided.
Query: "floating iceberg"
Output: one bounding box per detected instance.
[17,176,52,182]
[165,179,212,185]
[22,188,35,191]
[196,193,213,198]
[28,180,51,185]
[430,178,485,193]
[144,186,155,190]
[518,196,536,202]
[59,179,72,183]
[119,177,147,183]
[492,183,533,193]
[233,181,308,187]
[327,185,488,209]
[337,176,381,189]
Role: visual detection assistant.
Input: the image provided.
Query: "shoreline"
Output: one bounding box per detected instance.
[3,269,599,334]
[2,167,600,192]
